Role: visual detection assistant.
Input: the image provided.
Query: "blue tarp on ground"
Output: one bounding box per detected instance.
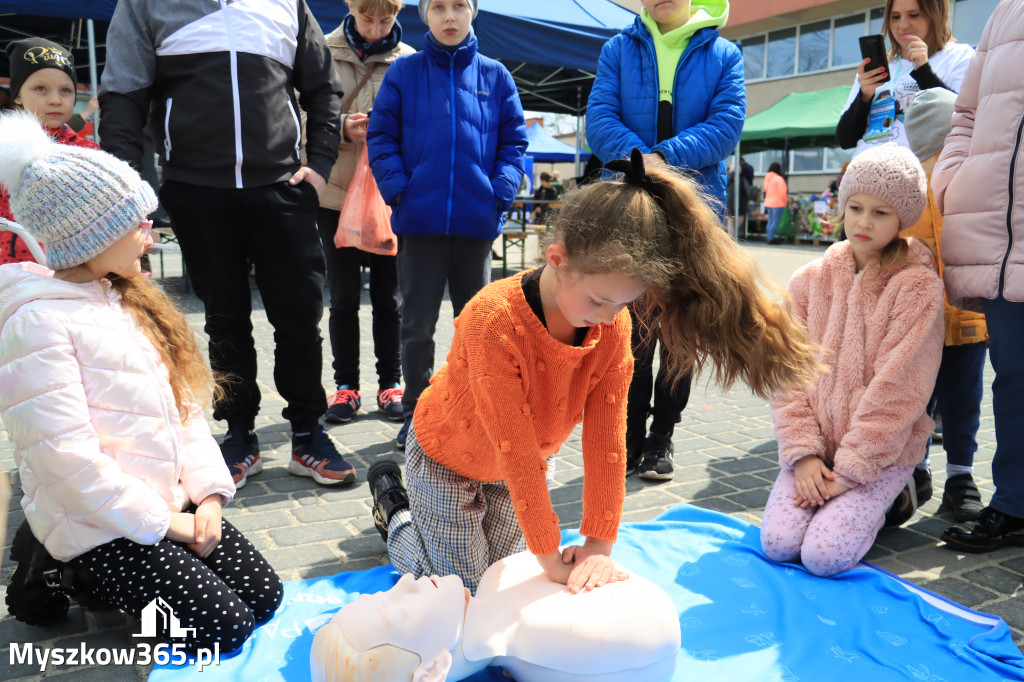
[148,503,1024,682]
[526,120,590,162]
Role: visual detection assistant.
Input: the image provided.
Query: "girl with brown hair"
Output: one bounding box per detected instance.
[0,112,281,651]
[836,0,974,155]
[367,148,821,595]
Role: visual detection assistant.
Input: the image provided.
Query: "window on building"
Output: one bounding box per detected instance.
[767,28,797,78]
[952,0,999,48]
[869,7,885,36]
[832,14,867,67]
[825,147,855,173]
[798,20,831,73]
[791,147,825,173]
[742,35,766,81]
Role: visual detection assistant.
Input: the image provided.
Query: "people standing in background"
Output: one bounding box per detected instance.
[531,171,559,224]
[1,38,99,267]
[317,0,414,427]
[836,0,974,155]
[551,170,565,197]
[99,0,351,487]
[763,162,788,245]
[586,0,745,480]
[367,0,528,450]
[898,88,987,525]
[933,0,1024,554]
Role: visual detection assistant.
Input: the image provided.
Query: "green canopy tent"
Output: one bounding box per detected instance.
[733,86,852,239]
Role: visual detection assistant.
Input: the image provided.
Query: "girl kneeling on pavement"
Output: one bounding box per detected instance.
[0,112,281,652]
[368,150,822,595]
[761,145,944,577]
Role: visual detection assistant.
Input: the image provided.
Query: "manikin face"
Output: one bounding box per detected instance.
[843,193,901,271]
[334,574,467,680]
[349,5,397,44]
[425,0,473,47]
[15,68,75,130]
[642,0,692,33]
[888,0,932,55]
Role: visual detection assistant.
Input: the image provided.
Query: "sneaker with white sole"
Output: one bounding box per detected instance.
[637,432,675,481]
[290,426,356,485]
[221,427,262,489]
[377,383,406,421]
[325,386,361,423]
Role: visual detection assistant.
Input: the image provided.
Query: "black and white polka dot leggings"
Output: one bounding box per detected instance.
[69,518,282,653]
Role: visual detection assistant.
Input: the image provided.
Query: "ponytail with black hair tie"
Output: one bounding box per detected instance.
[604,147,656,194]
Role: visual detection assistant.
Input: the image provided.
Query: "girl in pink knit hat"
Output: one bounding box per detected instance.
[760,143,945,577]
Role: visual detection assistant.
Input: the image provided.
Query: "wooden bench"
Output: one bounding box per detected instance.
[500,223,548,277]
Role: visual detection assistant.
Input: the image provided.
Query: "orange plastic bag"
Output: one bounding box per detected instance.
[335,143,397,256]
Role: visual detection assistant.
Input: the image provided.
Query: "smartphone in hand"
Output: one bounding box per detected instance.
[859,35,890,83]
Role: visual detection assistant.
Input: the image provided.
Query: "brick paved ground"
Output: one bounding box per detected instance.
[2,242,1022,680]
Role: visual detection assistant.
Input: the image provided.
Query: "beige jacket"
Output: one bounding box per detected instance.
[319,26,414,212]
[932,0,1024,310]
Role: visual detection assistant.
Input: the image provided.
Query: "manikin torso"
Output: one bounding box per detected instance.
[311,551,680,681]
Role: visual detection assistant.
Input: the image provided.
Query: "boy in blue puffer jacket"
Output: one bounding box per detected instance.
[367,0,528,449]
[586,0,745,481]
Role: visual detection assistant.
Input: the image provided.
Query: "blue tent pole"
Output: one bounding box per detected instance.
[87,19,99,143]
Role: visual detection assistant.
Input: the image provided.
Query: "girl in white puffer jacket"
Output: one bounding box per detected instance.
[0,112,281,652]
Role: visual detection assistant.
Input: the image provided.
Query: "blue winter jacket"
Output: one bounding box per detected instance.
[366,31,527,239]
[586,17,745,204]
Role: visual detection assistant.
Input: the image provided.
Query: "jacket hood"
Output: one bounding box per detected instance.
[633,0,728,41]
[0,262,107,328]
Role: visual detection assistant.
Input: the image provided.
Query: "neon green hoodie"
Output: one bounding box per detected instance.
[640,0,729,104]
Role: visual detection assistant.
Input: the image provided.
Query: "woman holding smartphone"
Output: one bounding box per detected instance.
[835,0,974,155]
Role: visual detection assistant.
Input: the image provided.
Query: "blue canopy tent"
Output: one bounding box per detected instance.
[0,0,634,115]
[526,120,590,162]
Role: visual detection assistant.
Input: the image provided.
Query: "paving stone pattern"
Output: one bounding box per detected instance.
[2,245,1022,680]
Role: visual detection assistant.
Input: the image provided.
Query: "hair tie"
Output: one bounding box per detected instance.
[604,147,655,193]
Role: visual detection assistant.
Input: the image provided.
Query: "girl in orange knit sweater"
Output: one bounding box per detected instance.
[367,150,821,594]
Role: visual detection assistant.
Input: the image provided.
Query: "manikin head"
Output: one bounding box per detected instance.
[311,573,467,682]
[311,553,681,682]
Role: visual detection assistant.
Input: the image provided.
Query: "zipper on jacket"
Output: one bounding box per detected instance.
[220,0,246,188]
[163,98,173,162]
[445,52,456,235]
[999,111,1024,295]
[287,98,302,158]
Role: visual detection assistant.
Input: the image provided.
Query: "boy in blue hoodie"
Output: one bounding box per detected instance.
[367,0,528,449]
[586,0,745,481]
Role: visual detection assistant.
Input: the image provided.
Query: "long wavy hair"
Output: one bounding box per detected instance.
[109,274,218,420]
[551,164,822,399]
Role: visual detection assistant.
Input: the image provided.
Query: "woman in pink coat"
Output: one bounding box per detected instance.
[761,145,944,577]
[933,0,1024,554]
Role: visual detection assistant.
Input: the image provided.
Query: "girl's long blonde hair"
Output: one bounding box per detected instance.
[109,274,217,420]
[552,157,822,399]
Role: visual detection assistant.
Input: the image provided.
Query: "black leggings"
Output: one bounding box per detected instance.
[69,519,282,653]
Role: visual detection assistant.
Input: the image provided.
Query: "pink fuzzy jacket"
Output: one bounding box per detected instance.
[770,239,944,486]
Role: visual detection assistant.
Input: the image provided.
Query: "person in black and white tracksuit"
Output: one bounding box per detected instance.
[99,0,357,488]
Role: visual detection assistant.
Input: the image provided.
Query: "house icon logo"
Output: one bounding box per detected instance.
[134,597,197,639]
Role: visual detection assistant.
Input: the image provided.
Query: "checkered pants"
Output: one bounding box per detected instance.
[387,424,554,594]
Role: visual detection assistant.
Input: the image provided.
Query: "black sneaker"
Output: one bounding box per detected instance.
[914,467,933,505]
[376,384,406,422]
[638,432,674,481]
[625,431,644,477]
[221,427,262,489]
[396,415,412,450]
[883,480,919,528]
[325,386,361,423]
[367,460,410,542]
[290,426,356,485]
[5,521,69,625]
[940,473,984,523]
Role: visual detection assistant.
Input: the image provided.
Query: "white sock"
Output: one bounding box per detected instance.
[947,464,974,477]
